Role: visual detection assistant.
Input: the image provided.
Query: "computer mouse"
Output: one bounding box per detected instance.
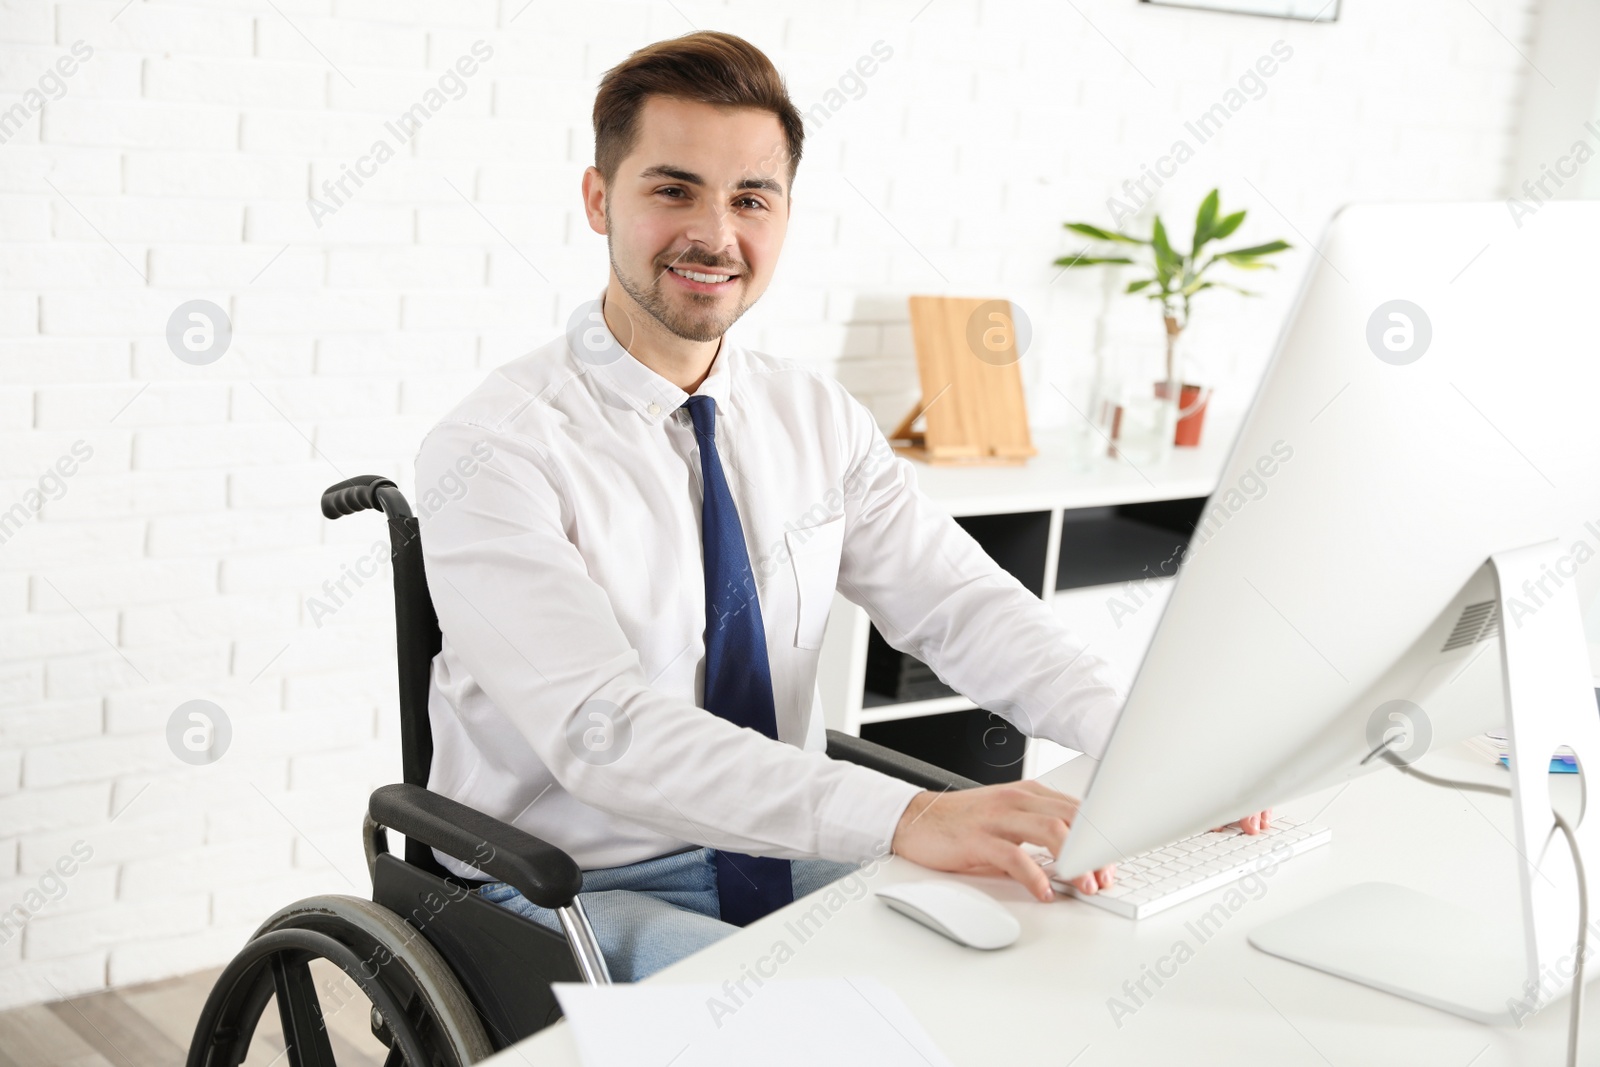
[874,881,1021,950]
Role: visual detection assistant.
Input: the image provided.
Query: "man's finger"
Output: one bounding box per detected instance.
[988,813,1071,854]
[987,840,1054,902]
[1018,779,1080,802]
[1006,783,1082,822]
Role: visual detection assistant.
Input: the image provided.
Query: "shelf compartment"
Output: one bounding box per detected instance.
[860,706,1029,785]
[863,625,958,705]
[1054,497,1205,591]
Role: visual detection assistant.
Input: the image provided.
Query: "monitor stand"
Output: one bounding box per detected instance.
[1249,540,1600,1026]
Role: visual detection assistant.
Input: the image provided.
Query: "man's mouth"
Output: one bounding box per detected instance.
[666,265,740,292]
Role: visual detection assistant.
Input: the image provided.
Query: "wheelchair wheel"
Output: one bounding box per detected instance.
[187,894,494,1067]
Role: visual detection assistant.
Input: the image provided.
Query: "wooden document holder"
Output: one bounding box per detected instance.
[889,295,1036,466]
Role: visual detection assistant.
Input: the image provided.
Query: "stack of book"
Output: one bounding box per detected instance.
[1462,731,1578,773]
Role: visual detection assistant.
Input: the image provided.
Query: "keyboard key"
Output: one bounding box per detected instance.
[1056,819,1332,919]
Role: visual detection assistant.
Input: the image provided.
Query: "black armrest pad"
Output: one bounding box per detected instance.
[369,783,582,910]
[825,730,981,792]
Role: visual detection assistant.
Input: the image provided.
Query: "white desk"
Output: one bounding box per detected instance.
[487,745,1589,1066]
[894,424,1231,519]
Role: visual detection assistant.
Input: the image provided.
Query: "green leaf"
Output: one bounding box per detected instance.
[1216,240,1291,259]
[1126,279,1154,293]
[1150,216,1181,287]
[1062,222,1148,245]
[1209,210,1246,242]
[1216,257,1279,271]
[1150,215,1174,259]
[1052,254,1135,267]
[1192,189,1220,253]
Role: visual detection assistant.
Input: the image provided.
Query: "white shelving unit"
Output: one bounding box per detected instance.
[817,423,1237,783]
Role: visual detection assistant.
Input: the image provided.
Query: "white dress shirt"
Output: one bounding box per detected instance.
[415,298,1128,877]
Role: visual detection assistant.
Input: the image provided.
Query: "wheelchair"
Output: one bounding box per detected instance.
[186,475,978,1066]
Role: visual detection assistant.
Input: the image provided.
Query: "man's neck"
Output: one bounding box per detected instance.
[602,277,721,394]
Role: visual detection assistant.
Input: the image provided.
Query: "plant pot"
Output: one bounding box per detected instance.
[1154,381,1210,447]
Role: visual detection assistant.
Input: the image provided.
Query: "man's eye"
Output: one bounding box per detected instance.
[736,197,765,210]
[658,187,686,198]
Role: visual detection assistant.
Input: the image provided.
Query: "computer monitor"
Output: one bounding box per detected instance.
[1052,200,1600,1023]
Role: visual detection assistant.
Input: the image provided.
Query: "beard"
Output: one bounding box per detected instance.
[606,215,751,343]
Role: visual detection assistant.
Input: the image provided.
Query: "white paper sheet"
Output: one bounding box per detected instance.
[552,976,954,1067]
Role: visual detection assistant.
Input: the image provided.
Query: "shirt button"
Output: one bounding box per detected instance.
[647,402,661,415]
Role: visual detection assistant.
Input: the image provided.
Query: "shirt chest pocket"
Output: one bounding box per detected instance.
[784,517,846,650]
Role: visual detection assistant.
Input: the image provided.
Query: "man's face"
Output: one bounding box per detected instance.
[588,95,791,343]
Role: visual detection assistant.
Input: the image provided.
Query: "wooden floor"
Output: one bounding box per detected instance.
[0,961,391,1067]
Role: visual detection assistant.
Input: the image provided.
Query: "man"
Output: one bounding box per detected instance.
[416,30,1268,982]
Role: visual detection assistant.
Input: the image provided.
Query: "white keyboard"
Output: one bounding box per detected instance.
[1035,815,1331,919]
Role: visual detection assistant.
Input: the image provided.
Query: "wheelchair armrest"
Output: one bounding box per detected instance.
[369,783,582,911]
[825,730,981,792]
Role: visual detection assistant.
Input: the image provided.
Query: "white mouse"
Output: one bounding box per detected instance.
[875,881,1021,950]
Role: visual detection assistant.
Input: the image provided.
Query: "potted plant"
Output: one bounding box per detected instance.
[1053,189,1291,446]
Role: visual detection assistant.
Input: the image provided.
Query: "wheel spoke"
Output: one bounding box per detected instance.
[270,953,338,1067]
[189,895,493,1067]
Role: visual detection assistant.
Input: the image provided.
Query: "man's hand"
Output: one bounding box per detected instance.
[889,782,1115,903]
[1213,809,1273,834]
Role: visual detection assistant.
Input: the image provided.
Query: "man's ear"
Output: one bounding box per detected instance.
[581,166,608,236]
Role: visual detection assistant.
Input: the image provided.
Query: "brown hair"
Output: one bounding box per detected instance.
[592,31,804,189]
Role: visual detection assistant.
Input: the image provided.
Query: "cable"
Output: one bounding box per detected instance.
[1363,742,1586,1065]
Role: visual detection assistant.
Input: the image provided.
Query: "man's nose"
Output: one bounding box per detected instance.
[679,197,738,259]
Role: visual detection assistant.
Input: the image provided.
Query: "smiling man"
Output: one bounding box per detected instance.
[415,31,1263,983]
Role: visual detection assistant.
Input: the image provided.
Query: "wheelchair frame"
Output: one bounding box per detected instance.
[186,475,977,1067]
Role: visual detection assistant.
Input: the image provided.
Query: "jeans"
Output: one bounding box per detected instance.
[478,847,858,982]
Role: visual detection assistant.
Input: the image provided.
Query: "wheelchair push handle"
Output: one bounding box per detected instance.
[321,476,413,521]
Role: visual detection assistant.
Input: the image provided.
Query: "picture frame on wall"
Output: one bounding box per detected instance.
[1139,0,1340,21]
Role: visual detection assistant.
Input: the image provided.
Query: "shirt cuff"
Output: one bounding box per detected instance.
[814,764,924,864]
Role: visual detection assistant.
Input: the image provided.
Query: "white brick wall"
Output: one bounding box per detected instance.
[0,0,1539,1008]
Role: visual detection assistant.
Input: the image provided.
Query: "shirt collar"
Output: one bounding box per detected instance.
[575,286,735,427]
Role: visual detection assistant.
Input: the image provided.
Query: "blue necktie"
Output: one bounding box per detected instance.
[682,395,794,927]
